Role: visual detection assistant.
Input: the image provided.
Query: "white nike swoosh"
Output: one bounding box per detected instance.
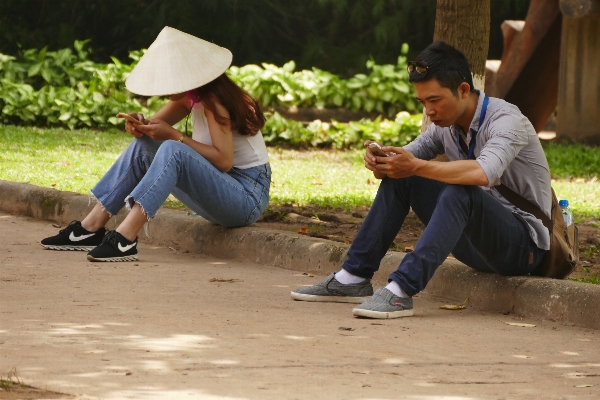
[118,242,137,252]
[69,232,95,242]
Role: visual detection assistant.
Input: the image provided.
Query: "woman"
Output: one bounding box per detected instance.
[41,27,271,261]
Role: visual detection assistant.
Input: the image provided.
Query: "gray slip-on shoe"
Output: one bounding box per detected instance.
[352,287,414,319]
[291,273,373,303]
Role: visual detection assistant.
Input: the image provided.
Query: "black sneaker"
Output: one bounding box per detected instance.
[87,230,138,262]
[41,220,107,251]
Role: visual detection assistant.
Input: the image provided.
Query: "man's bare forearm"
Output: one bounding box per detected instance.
[412,159,489,186]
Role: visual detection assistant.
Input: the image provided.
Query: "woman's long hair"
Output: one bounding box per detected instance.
[194,73,265,136]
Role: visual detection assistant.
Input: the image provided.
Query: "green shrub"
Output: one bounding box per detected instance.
[1,41,417,131]
[0,41,159,129]
[228,44,418,116]
[262,111,421,149]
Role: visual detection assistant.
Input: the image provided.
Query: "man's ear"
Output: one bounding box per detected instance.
[458,82,471,98]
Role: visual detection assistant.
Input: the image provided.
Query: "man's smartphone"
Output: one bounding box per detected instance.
[116,112,144,125]
[367,142,389,157]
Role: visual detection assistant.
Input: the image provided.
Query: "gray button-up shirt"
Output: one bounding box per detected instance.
[404,91,552,250]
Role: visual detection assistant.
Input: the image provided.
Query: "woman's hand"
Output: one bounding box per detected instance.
[136,119,180,141]
[124,113,147,138]
[125,95,191,140]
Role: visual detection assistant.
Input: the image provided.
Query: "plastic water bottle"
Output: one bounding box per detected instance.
[559,199,573,227]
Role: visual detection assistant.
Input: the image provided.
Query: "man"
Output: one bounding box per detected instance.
[291,41,551,319]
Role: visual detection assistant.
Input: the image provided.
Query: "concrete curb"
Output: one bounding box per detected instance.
[1,179,599,330]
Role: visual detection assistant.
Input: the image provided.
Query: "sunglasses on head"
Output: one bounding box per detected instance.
[407,60,467,81]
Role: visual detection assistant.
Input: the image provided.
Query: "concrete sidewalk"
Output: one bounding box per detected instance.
[1,211,599,399]
[1,180,599,331]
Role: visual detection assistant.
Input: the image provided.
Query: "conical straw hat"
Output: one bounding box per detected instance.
[125,26,232,96]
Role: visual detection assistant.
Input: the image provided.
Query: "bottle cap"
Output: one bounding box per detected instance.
[559,199,569,207]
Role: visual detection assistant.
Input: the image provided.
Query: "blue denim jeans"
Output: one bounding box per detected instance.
[342,176,547,296]
[91,136,271,227]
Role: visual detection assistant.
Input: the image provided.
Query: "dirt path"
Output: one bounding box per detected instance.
[1,212,599,399]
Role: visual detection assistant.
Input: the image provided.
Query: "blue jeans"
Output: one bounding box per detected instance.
[342,176,547,296]
[91,136,271,227]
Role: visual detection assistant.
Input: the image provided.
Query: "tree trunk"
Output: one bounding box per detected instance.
[433,0,490,90]
[556,14,600,143]
[560,0,600,18]
[421,0,490,134]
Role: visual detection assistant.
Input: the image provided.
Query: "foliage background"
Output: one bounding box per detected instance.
[0,0,529,76]
[0,41,423,147]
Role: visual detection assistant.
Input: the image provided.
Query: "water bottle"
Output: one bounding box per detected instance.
[559,199,573,227]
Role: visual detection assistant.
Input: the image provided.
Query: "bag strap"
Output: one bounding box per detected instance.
[459,137,553,232]
[494,184,553,232]
[457,94,553,233]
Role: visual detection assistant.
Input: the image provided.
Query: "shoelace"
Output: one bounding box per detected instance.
[101,230,120,246]
[59,220,79,234]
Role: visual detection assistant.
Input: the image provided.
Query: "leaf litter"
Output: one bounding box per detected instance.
[504,321,536,328]
[209,278,243,283]
[439,297,469,310]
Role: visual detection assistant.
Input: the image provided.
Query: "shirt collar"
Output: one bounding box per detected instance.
[451,89,484,135]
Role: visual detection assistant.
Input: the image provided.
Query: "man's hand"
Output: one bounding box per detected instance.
[374,145,489,186]
[363,140,387,179]
[363,140,379,172]
[375,146,418,179]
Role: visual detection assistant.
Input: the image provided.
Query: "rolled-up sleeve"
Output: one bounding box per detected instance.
[476,111,529,187]
[404,127,445,160]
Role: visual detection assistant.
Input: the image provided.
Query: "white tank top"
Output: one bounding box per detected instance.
[190,102,269,169]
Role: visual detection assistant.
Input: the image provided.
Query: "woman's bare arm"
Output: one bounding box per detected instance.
[133,100,234,172]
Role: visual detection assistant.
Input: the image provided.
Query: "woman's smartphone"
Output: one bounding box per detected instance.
[116,112,144,125]
[367,142,389,157]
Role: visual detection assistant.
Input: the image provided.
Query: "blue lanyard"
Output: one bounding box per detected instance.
[455,94,489,160]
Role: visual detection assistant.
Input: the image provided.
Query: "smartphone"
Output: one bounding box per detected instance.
[367,142,389,157]
[116,112,144,125]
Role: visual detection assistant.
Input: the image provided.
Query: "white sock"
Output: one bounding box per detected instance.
[335,269,366,284]
[385,281,410,298]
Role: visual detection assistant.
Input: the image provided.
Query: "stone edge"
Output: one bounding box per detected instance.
[1,179,598,330]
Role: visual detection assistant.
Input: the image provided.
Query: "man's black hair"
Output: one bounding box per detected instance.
[408,40,474,95]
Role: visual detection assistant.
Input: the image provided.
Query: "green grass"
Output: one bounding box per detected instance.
[1,125,599,219]
[542,141,600,179]
[0,368,21,390]
[551,180,600,221]
[268,148,377,209]
[569,275,600,285]
[0,125,131,194]
[0,378,11,390]
[542,141,600,220]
